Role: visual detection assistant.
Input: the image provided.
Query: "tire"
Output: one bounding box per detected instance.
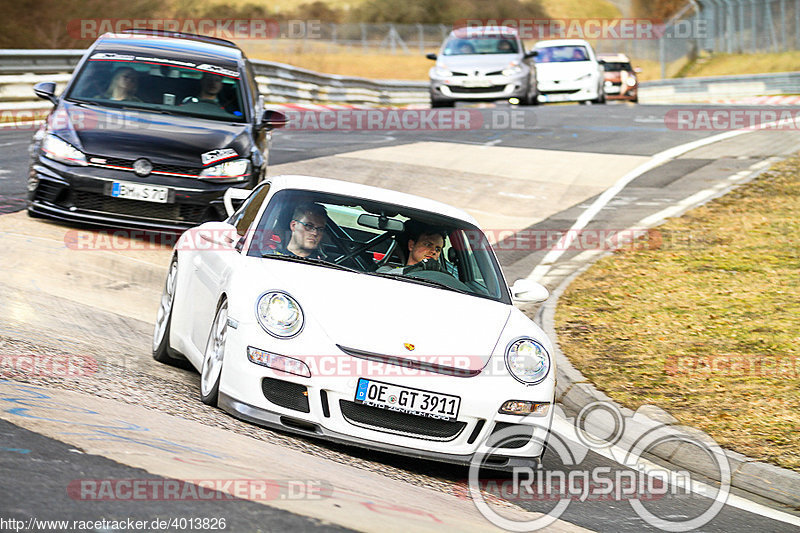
[593,85,607,104]
[200,299,228,406]
[523,84,540,106]
[152,257,188,367]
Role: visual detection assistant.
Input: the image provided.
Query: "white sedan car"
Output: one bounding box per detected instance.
[533,39,606,104]
[153,175,555,469]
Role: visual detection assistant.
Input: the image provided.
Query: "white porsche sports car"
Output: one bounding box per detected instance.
[153,175,555,469]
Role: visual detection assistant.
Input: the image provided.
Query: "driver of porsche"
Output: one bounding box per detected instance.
[276,202,327,259]
[378,223,447,274]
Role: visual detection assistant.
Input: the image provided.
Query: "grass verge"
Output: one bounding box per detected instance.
[555,154,800,472]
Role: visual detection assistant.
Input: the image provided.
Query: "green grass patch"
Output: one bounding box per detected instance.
[555,154,800,472]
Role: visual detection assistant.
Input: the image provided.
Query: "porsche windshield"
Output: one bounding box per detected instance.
[65,55,247,122]
[246,189,510,303]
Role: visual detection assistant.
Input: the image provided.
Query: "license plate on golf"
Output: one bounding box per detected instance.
[354,378,460,421]
[110,181,169,203]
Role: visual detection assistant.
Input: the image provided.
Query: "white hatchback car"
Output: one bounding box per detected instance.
[153,175,555,469]
[533,39,606,104]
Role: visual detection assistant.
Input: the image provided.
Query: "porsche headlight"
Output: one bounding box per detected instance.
[256,291,303,338]
[200,158,250,182]
[41,134,87,166]
[505,338,550,385]
[432,66,453,78]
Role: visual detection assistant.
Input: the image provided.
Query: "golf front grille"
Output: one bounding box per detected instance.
[66,191,206,222]
[339,400,466,441]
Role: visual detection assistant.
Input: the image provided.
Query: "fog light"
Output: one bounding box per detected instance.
[509,97,520,105]
[499,400,549,416]
[248,347,311,378]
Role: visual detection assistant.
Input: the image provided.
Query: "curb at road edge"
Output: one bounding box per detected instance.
[534,217,800,511]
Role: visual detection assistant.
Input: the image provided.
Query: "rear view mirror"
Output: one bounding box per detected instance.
[357,213,405,232]
[426,53,437,60]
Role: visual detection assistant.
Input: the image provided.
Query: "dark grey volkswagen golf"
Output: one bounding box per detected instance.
[28,29,287,230]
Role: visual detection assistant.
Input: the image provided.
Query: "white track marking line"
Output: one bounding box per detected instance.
[527,128,755,282]
[550,416,800,527]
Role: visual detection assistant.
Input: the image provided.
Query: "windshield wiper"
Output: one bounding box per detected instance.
[261,253,359,273]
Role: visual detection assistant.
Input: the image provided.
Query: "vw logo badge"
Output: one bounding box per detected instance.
[133,158,152,177]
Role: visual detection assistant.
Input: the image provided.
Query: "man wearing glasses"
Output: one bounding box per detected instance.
[280,202,327,259]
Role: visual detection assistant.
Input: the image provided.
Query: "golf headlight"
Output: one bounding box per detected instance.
[505,338,550,385]
[200,158,250,182]
[502,63,523,76]
[432,66,453,77]
[256,291,303,338]
[41,134,87,166]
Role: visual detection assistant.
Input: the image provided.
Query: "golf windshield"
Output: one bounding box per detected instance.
[66,54,246,122]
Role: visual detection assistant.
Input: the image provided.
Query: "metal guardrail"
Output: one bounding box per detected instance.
[0,49,429,109]
[1,50,798,109]
[638,70,800,103]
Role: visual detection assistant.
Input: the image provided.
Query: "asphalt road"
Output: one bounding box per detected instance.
[1,103,798,532]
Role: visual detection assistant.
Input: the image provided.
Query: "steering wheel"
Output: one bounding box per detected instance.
[402,258,445,274]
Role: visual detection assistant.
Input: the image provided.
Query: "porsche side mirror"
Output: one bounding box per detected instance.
[223,187,252,217]
[510,279,549,303]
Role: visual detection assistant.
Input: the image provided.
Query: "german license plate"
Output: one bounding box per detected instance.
[354,378,460,421]
[605,86,620,94]
[110,181,169,203]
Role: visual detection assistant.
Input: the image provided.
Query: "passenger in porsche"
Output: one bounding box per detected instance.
[378,223,448,274]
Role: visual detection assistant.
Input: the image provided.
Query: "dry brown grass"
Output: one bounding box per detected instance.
[555,155,800,471]
[240,40,434,80]
[681,51,800,80]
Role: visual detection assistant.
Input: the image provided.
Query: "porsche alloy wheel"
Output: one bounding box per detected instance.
[200,300,228,405]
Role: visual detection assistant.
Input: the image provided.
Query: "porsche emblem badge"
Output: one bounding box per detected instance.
[403,343,415,351]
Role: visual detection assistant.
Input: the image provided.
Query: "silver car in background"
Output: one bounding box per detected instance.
[427,26,538,108]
